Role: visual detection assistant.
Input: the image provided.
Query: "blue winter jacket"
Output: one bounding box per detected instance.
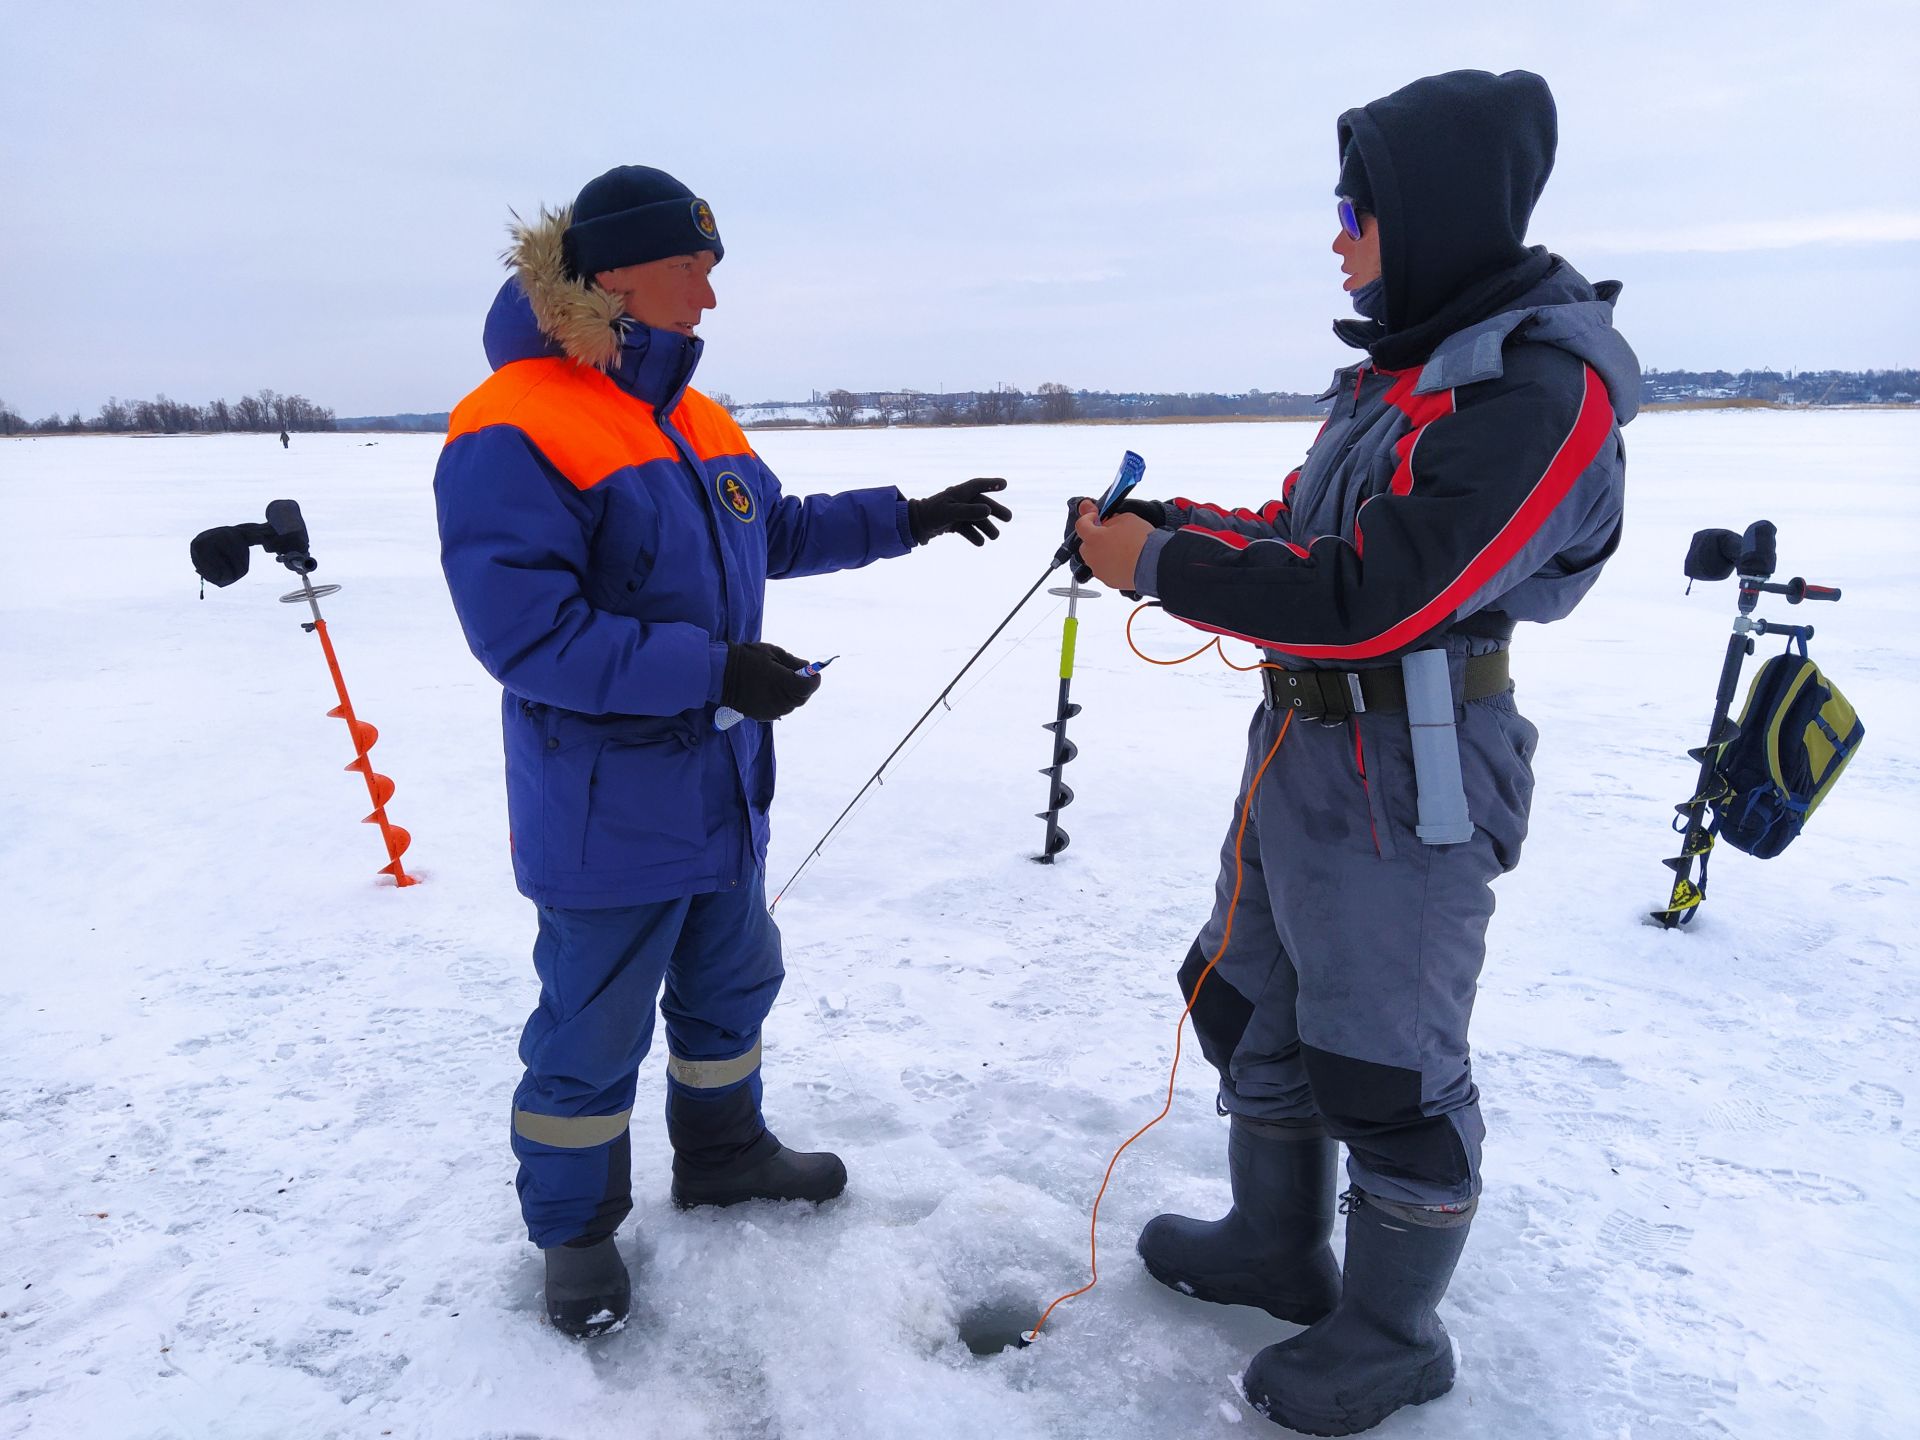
[434,277,913,907]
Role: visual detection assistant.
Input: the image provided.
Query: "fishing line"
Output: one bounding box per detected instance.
[951,598,1066,707]
[860,597,1065,783]
[774,450,1145,912]
[772,582,1070,1214]
[770,560,1065,911]
[772,593,1067,1099]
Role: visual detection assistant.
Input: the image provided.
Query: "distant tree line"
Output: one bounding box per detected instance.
[750,383,1327,428]
[335,411,450,433]
[0,389,336,436]
[738,368,1919,428]
[1643,368,1919,405]
[12,368,1911,441]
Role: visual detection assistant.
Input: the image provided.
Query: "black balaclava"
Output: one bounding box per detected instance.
[1333,70,1559,366]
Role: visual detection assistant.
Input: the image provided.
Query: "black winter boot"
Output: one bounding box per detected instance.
[543,1235,631,1339]
[1128,1113,1344,1328]
[1136,1116,1341,1325]
[667,1085,846,1209]
[1242,1188,1474,1436]
[670,1132,848,1208]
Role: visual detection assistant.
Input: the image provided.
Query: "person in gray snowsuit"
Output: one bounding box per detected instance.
[1072,69,1638,1435]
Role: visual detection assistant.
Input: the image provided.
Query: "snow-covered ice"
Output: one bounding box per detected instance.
[2,413,1915,1438]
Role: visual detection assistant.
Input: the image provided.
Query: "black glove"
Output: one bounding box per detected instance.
[721,642,821,721]
[1060,496,1167,581]
[907,477,1013,546]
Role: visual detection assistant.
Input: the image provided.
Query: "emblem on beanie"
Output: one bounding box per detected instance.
[691,199,718,241]
[716,471,756,522]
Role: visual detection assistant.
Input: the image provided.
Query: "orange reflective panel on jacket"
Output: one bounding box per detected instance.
[671,388,753,464]
[445,358,753,492]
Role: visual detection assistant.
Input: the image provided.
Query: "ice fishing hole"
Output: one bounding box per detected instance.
[958,1296,1037,1356]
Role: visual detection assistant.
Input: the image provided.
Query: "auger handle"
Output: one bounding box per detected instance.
[1744,577,1842,605]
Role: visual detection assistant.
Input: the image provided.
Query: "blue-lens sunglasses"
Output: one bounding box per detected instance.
[1337,195,1366,241]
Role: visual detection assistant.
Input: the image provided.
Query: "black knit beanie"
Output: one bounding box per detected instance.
[562,165,724,278]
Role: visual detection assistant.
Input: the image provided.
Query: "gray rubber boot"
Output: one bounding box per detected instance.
[1242,1188,1474,1436]
[543,1235,631,1339]
[1136,1117,1341,1325]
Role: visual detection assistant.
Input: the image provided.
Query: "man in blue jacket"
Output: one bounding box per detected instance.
[434,165,1010,1338]
[1075,72,1636,1432]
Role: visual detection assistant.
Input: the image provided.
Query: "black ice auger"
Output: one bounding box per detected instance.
[1034,577,1099,862]
[1033,450,1143,863]
[1650,519,1841,928]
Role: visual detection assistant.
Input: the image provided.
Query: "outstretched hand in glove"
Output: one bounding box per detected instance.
[907,477,1013,546]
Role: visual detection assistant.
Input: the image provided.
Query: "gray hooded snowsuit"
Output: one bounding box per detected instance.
[1132,72,1639,1207]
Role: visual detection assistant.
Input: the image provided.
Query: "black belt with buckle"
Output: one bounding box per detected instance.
[1260,650,1511,722]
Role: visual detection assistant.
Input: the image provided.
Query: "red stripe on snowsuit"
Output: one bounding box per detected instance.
[1358,378,1457,552]
[1383,372,1455,499]
[1182,524,1251,550]
[1167,364,1614,660]
[1172,468,1298,528]
[1173,498,1282,526]
[1354,718,1381,857]
[1381,368,1454,428]
[1173,497,1234,522]
[1179,524,1309,558]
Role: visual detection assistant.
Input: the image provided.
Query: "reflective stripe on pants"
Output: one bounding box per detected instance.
[511,877,784,1247]
[666,1038,763,1090]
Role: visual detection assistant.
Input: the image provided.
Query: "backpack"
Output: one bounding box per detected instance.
[1709,641,1864,859]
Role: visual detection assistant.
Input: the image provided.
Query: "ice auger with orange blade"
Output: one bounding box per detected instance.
[190,499,418,887]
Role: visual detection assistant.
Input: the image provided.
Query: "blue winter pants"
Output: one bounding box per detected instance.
[510,878,784,1248]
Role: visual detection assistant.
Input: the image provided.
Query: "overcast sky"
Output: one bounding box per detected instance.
[4,0,1916,419]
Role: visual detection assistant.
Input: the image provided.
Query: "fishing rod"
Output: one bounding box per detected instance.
[770,451,1145,911]
[769,561,1061,910]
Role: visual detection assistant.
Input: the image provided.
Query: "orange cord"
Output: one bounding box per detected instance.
[1027,606,1290,1340]
[1123,600,1272,672]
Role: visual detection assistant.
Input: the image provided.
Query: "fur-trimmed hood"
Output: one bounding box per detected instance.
[483,205,705,407]
[491,205,631,371]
